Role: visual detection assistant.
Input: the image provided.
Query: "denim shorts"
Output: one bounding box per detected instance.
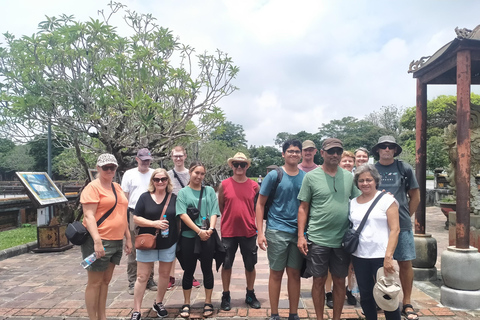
[136,242,177,263]
[81,236,123,272]
[265,229,303,271]
[393,229,416,261]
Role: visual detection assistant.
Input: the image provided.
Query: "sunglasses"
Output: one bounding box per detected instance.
[232,162,248,168]
[101,165,117,171]
[153,177,169,183]
[324,148,343,155]
[378,144,396,150]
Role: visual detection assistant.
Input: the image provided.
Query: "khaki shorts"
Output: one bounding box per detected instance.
[81,236,123,272]
[265,229,303,271]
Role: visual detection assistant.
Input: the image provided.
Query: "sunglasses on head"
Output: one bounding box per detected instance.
[101,165,117,171]
[324,148,343,155]
[378,144,396,150]
[232,162,248,168]
[153,177,169,183]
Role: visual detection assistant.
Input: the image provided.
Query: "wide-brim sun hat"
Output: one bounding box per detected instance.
[373,267,401,312]
[227,152,251,168]
[96,153,118,167]
[371,135,402,157]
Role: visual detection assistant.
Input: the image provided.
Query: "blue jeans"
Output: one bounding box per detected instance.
[351,256,400,320]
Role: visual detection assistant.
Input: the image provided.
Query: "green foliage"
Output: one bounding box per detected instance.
[210,121,247,149]
[427,135,449,171]
[0,2,238,173]
[197,140,238,186]
[27,134,64,175]
[0,224,37,250]
[318,116,390,151]
[248,145,283,177]
[365,105,404,138]
[53,148,97,180]
[2,144,35,173]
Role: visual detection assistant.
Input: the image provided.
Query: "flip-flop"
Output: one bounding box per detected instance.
[402,304,419,320]
[203,303,214,318]
[180,304,190,318]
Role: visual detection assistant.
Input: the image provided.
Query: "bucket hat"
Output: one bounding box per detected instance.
[373,267,401,312]
[96,153,118,167]
[371,136,402,157]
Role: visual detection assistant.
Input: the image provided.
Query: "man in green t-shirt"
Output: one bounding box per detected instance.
[297,138,360,320]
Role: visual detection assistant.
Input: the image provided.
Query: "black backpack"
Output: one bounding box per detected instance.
[254,167,283,220]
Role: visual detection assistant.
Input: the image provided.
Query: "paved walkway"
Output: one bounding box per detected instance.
[1,206,479,319]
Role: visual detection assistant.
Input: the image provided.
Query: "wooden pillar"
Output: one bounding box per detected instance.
[415,79,427,234]
[455,50,471,249]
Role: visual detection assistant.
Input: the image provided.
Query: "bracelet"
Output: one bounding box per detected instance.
[197,229,202,235]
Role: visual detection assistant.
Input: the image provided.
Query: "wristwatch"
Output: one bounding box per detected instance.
[209,227,214,231]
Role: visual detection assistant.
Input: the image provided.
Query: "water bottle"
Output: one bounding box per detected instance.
[161,215,169,238]
[81,252,98,269]
[351,273,360,300]
[201,217,209,230]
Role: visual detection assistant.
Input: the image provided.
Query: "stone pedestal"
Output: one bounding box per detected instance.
[441,246,480,310]
[412,234,437,280]
[448,212,480,251]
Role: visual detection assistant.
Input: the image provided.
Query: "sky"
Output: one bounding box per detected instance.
[2,0,480,147]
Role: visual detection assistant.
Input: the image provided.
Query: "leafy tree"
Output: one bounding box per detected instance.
[0,2,238,176]
[248,145,283,177]
[274,131,320,148]
[210,121,247,149]
[197,140,235,186]
[2,145,35,174]
[427,136,449,171]
[318,116,389,152]
[365,105,404,138]
[27,135,64,176]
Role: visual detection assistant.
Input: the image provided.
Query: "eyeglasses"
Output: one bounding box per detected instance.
[172,155,184,159]
[232,162,248,168]
[286,149,301,155]
[358,178,374,184]
[101,165,117,171]
[153,177,169,183]
[324,148,343,155]
[378,144,395,150]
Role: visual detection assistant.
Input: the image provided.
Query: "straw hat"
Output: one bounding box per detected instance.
[227,152,251,168]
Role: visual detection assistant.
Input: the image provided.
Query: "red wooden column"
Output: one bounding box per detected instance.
[415,79,427,235]
[455,49,471,249]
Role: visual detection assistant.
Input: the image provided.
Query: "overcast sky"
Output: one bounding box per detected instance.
[3,0,480,146]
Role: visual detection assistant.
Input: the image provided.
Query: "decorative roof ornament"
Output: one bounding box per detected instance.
[455,27,473,39]
[408,56,431,73]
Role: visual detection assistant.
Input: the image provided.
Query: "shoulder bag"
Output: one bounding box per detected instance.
[135,193,172,250]
[342,191,386,254]
[65,183,118,245]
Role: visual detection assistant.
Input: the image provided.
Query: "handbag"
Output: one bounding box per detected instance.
[135,193,172,250]
[182,186,204,231]
[65,183,117,245]
[342,191,385,254]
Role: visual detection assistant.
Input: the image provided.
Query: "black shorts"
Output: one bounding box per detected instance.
[304,242,350,278]
[222,235,258,271]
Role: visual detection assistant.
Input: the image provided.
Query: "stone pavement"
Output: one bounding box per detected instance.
[1,206,479,320]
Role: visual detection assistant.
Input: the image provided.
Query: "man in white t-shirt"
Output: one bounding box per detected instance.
[121,148,156,295]
[166,146,200,289]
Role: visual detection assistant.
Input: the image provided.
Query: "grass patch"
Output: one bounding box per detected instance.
[0,224,37,250]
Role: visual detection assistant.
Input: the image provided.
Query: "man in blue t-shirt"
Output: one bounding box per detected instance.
[372,136,420,320]
[256,140,306,320]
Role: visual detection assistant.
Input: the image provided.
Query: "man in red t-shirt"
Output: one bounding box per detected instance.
[218,152,261,311]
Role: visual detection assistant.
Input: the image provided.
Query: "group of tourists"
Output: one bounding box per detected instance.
[77,135,420,320]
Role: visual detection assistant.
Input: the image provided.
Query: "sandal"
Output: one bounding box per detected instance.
[203,303,214,318]
[402,304,419,320]
[180,304,190,318]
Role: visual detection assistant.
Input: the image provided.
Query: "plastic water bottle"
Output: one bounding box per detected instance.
[161,215,169,238]
[351,273,360,300]
[81,252,98,269]
[201,217,209,230]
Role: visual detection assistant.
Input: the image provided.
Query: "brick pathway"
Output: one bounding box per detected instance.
[1,206,479,319]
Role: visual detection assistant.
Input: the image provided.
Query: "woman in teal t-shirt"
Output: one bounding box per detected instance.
[176,161,220,318]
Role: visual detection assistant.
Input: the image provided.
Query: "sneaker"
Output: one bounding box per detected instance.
[346,286,357,305]
[269,314,280,320]
[128,283,134,295]
[153,301,168,318]
[167,276,175,291]
[147,279,158,291]
[192,278,201,288]
[288,314,300,320]
[245,289,261,309]
[325,291,333,309]
[221,291,231,311]
[130,311,141,320]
